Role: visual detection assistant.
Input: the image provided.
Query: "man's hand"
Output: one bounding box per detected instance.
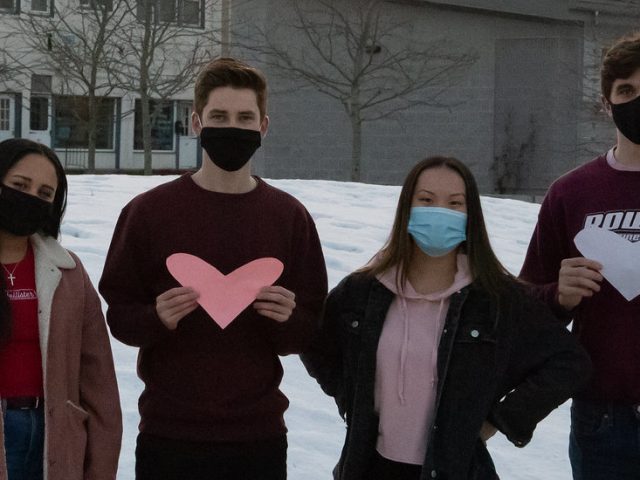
[480,421,498,443]
[155,287,199,330]
[253,286,296,323]
[558,257,603,310]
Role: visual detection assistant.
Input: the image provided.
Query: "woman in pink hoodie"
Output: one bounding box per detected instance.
[302,156,591,480]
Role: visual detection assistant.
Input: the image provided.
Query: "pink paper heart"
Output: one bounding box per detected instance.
[166,253,284,329]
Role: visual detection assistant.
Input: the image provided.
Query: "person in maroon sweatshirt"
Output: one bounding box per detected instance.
[520,33,640,480]
[99,58,327,480]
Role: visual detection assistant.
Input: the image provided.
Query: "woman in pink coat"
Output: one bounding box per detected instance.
[0,138,122,480]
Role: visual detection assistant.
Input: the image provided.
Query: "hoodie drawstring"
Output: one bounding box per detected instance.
[398,295,409,404]
[397,295,447,404]
[398,296,446,404]
[431,298,446,387]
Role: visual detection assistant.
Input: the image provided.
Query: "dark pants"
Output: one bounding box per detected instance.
[136,432,288,480]
[364,451,421,480]
[569,398,640,480]
[3,407,45,480]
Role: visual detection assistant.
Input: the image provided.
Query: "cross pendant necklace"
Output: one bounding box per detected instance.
[1,263,18,287]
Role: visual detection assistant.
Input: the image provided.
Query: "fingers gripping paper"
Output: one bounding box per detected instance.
[166,253,284,328]
[574,227,640,302]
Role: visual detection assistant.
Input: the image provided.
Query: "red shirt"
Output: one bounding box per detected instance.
[0,243,44,397]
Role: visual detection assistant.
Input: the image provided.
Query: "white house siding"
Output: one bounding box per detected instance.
[0,0,219,172]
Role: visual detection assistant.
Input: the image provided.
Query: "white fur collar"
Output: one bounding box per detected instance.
[30,233,76,269]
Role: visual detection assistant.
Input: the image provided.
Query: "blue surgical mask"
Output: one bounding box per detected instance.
[408,207,467,257]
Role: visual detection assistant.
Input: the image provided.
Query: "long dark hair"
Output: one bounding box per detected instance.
[0,138,68,344]
[361,156,514,297]
[0,138,67,238]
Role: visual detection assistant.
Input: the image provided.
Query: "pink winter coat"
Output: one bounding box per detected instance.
[0,234,122,479]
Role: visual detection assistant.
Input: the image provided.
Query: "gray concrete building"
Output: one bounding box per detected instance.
[233,0,640,195]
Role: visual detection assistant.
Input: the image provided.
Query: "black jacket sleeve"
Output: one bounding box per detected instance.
[488,286,591,447]
[300,276,350,417]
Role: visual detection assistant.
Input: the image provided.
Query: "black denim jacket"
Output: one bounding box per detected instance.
[301,273,591,480]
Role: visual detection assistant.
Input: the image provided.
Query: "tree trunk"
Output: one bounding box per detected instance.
[141,0,153,175]
[221,0,231,56]
[141,91,153,175]
[350,113,362,182]
[86,92,97,173]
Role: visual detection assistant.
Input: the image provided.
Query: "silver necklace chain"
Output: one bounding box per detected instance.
[1,262,20,287]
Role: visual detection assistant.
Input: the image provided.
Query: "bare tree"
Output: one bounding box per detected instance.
[492,111,537,194]
[0,43,22,88]
[10,0,128,172]
[566,2,640,161]
[112,0,217,174]
[238,0,477,181]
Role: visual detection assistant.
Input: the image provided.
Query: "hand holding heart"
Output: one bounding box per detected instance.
[163,253,290,329]
[557,257,603,310]
[156,286,200,330]
[156,284,296,329]
[254,285,296,323]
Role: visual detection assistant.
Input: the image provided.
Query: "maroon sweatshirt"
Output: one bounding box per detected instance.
[520,154,640,404]
[99,174,327,442]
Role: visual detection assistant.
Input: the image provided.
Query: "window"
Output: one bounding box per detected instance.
[53,96,115,149]
[0,98,10,131]
[181,0,200,25]
[136,0,203,27]
[30,0,48,12]
[0,0,16,12]
[30,97,48,131]
[176,101,195,136]
[30,75,51,130]
[80,0,113,11]
[31,74,52,94]
[158,0,175,22]
[134,99,174,151]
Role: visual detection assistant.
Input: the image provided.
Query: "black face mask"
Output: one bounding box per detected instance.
[200,127,262,172]
[611,95,640,145]
[0,185,53,237]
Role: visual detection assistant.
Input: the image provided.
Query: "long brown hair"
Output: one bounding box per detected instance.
[361,156,514,297]
[0,138,68,345]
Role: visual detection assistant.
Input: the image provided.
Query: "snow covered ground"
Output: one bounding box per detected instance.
[61,174,572,480]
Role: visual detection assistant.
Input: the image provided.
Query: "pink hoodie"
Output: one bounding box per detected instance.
[374,254,473,464]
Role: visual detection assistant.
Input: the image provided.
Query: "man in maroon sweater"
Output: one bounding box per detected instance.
[99,58,327,480]
[520,34,640,479]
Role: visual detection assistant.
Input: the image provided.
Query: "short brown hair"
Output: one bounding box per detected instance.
[194,57,268,119]
[601,32,640,101]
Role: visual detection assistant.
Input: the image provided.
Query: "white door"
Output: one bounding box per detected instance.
[177,101,198,168]
[0,95,14,142]
[25,96,51,146]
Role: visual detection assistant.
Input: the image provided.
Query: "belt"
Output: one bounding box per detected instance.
[574,398,640,421]
[3,396,44,410]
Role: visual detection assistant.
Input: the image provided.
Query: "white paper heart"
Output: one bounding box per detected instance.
[574,227,640,301]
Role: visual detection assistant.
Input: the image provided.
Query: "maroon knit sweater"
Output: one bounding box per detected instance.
[99,174,327,442]
[520,155,640,404]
